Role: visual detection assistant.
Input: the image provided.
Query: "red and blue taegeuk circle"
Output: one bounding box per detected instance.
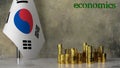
[14,9,33,34]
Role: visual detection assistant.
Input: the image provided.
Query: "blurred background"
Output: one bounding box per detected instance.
[0,0,120,58]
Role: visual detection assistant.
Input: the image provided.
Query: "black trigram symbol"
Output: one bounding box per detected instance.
[23,40,32,50]
[16,0,28,3]
[35,25,40,39]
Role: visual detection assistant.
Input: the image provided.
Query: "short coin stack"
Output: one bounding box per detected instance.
[57,43,106,64]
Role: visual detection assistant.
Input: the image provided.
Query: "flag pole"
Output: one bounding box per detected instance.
[16,47,20,64]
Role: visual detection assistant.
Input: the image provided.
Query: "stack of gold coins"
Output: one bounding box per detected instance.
[60,54,65,64]
[57,44,63,63]
[82,42,87,63]
[93,49,98,62]
[81,51,86,63]
[87,45,93,64]
[70,48,77,64]
[97,45,104,62]
[85,45,88,63]
[70,48,75,64]
[65,54,70,64]
[65,49,71,64]
[77,53,82,64]
[102,53,106,63]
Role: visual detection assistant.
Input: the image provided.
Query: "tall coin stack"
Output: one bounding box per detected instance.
[57,44,63,64]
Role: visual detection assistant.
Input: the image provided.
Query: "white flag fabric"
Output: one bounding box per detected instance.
[3,0,45,59]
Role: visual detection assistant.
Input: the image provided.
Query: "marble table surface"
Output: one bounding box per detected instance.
[0,58,120,68]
